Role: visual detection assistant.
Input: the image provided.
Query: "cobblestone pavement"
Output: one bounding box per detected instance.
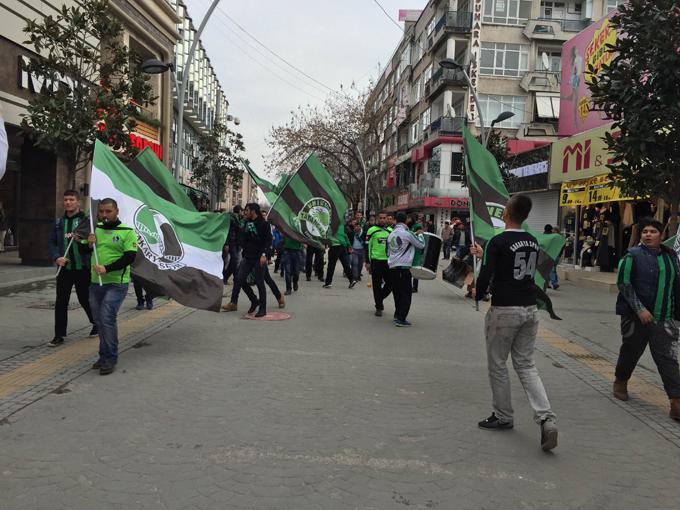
[0,273,679,509]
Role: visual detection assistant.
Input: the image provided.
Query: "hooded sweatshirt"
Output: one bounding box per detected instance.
[387,223,425,269]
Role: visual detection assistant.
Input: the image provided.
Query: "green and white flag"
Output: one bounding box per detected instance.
[127,148,197,211]
[91,140,229,311]
[246,155,349,248]
[463,128,564,319]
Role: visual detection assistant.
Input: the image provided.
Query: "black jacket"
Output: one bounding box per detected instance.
[240,216,272,259]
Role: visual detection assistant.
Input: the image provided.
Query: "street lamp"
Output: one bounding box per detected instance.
[141,0,222,183]
[438,58,515,148]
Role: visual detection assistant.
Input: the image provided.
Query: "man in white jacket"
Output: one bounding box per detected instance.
[387,212,425,327]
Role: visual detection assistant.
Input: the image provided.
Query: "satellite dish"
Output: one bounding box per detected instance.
[541,52,550,71]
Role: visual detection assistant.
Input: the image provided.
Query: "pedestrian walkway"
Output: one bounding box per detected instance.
[0,251,54,288]
[0,274,678,509]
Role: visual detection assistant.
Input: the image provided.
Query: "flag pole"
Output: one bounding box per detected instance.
[89,199,103,287]
[55,237,75,278]
[463,152,480,312]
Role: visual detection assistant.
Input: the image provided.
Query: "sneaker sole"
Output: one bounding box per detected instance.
[478,423,514,431]
[541,429,558,451]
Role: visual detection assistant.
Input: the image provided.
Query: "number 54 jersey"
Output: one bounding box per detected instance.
[475,229,539,307]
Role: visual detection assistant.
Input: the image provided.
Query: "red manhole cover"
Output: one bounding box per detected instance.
[241,312,291,321]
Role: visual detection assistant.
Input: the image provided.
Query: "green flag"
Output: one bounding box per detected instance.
[463,128,564,319]
[127,148,197,211]
[664,234,679,256]
[91,141,228,311]
[246,155,349,248]
[242,159,283,206]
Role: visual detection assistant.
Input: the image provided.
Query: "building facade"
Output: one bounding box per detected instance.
[0,0,179,263]
[365,0,618,234]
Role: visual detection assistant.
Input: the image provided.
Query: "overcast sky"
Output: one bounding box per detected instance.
[186,0,415,178]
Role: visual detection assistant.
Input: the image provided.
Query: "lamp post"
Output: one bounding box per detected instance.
[355,143,369,217]
[141,0,221,183]
[438,58,514,148]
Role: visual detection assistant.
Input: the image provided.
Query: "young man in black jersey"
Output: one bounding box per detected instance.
[471,194,558,452]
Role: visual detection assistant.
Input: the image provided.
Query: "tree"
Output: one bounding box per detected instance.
[190,122,245,208]
[588,0,680,235]
[266,86,382,211]
[21,0,155,186]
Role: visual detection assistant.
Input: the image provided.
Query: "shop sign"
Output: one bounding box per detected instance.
[18,56,77,95]
[558,13,616,137]
[549,123,618,184]
[408,197,469,209]
[397,192,409,206]
[559,174,631,206]
[467,0,483,123]
[130,133,163,159]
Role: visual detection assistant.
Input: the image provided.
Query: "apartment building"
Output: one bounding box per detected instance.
[365,0,618,233]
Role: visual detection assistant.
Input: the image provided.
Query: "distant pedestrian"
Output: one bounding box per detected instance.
[223,205,243,285]
[323,236,354,289]
[48,190,96,348]
[305,244,325,281]
[387,212,425,327]
[87,198,137,376]
[544,224,560,290]
[366,212,392,316]
[471,194,558,452]
[441,221,453,260]
[282,235,303,295]
[613,218,680,421]
[348,220,366,283]
[133,276,154,310]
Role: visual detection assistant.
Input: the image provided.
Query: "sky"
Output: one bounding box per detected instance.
[185,0,415,179]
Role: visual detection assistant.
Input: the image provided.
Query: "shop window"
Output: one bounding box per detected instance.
[450,152,463,181]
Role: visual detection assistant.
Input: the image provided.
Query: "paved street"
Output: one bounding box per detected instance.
[1,270,679,509]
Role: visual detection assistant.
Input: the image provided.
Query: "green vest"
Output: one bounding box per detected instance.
[92,222,137,284]
[367,225,391,261]
[283,237,303,250]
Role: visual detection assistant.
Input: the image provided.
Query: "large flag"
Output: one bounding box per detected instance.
[245,155,349,248]
[127,148,197,211]
[463,127,565,319]
[91,140,229,311]
[242,159,283,206]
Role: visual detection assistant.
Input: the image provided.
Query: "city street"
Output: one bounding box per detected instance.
[1,270,679,509]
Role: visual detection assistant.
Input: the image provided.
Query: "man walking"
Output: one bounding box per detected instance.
[612,218,680,421]
[441,221,453,260]
[223,205,243,285]
[87,198,137,375]
[305,244,324,282]
[48,190,96,347]
[471,194,558,452]
[387,212,425,327]
[282,235,303,295]
[222,203,271,317]
[323,236,354,289]
[366,212,392,317]
[349,220,366,283]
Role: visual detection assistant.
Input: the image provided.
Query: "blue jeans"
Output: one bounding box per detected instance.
[351,249,365,281]
[549,267,558,287]
[89,283,128,364]
[283,249,302,291]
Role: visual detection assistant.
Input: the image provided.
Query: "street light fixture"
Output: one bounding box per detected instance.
[141,59,172,75]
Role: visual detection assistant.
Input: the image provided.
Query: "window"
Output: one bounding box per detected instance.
[607,0,620,12]
[477,94,526,128]
[421,108,431,133]
[540,1,565,19]
[483,0,532,25]
[451,152,464,182]
[537,50,562,72]
[480,43,529,77]
[429,146,441,178]
[410,121,420,144]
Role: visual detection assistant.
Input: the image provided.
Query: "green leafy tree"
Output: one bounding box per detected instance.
[190,123,245,208]
[21,0,155,186]
[588,0,680,235]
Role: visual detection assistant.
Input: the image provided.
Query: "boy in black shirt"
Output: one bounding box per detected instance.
[471,194,558,452]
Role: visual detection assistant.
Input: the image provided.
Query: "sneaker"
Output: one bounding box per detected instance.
[540,419,558,451]
[99,363,115,376]
[552,284,560,290]
[255,309,267,318]
[92,358,103,370]
[48,337,64,348]
[412,288,418,294]
[247,301,259,314]
[146,299,154,310]
[222,302,238,312]
[478,413,514,430]
[317,276,324,282]
[135,302,145,311]
[375,309,383,317]
[278,296,286,309]
[348,280,357,289]
[293,282,299,291]
[394,319,412,327]
[284,289,292,296]
[323,284,332,289]
[88,325,98,337]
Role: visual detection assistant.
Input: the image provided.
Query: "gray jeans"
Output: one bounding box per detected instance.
[485,306,556,424]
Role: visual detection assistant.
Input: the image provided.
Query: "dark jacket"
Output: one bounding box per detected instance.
[227,213,241,244]
[616,245,680,320]
[240,216,272,259]
[48,211,91,267]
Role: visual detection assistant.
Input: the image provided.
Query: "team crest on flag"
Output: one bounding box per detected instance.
[134,205,185,270]
[296,198,331,240]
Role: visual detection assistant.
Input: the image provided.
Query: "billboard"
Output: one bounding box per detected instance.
[550,123,619,184]
[559,12,617,137]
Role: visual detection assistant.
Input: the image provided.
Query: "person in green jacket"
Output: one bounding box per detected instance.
[87,198,137,376]
[366,212,393,316]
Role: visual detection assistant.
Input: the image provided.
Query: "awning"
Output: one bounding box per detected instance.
[536,93,560,119]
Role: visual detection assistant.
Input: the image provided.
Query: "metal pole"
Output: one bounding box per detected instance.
[174,0,221,183]
[355,143,368,217]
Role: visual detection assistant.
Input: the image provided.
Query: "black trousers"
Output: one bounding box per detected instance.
[263,265,282,301]
[389,267,413,321]
[306,247,325,279]
[55,268,94,337]
[325,246,352,285]
[231,257,267,311]
[615,315,680,399]
[223,245,241,283]
[443,240,452,259]
[370,259,392,311]
[132,276,153,304]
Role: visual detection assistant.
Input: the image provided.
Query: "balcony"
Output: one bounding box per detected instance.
[428,68,468,98]
[520,71,561,93]
[429,116,466,137]
[434,11,473,34]
[523,18,592,41]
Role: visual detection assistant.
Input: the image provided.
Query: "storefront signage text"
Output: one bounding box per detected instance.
[550,123,618,184]
[130,133,163,159]
[18,56,76,95]
[467,0,483,122]
[559,174,631,207]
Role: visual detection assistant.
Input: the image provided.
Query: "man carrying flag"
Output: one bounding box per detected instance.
[470,195,559,451]
[86,198,137,376]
